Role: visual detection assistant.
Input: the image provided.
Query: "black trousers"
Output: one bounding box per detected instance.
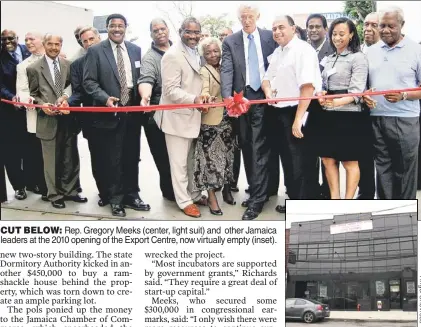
[277,105,313,199]
[230,117,242,187]
[141,112,174,199]
[266,106,281,196]
[25,132,47,195]
[240,87,271,208]
[357,111,375,198]
[87,113,141,205]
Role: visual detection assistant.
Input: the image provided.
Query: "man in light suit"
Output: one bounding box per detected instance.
[27,34,86,209]
[221,4,278,220]
[155,17,208,218]
[83,14,150,218]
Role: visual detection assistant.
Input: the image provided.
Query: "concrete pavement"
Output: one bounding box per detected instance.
[1,134,285,221]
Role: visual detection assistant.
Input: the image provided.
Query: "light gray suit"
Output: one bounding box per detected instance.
[27,55,80,202]
[155,41,203,209]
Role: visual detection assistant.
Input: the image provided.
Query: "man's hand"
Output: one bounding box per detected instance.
[140,96,150,107]
[384,92,403,103]
[264,89,278,105]
[12,95,22,110]
[362,88,377,109]
[26,97,36,111]
[58,100,70,115]
[41,103,58,116]
[292,118,304,139]
[106,96,119,107]
[55,95,68,107]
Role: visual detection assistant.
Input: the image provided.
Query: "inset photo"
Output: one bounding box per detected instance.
[285,200,417,325]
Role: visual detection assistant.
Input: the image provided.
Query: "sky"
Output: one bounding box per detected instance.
[286,200,418,228]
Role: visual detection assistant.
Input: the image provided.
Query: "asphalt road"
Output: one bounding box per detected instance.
[286,320,417,327]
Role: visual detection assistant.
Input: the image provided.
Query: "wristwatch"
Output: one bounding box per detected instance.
[401,92,408,101]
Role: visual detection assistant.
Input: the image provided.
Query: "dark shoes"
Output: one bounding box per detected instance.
[242,207,261,220]
[41,195,49,202]
[98,198,109,207]
[65,194,88,203]
[222,186,236,205]
[209,206,223,216]
[27,185,42,195]
[111,204,126,217]
[15,189,27,200]
[123,198,151,211]
[275,205,286,213]
[241,197,269,208]
[52,199,65,209]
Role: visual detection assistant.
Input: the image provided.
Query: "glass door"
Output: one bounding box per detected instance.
[389,280,401,310]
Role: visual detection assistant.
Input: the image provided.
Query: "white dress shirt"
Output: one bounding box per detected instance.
[263,35,322,108]
[182,43,201,67]
[109,39,133,88]
[45,55,61,84]
[16,53,43,133]
[242,28,265,86]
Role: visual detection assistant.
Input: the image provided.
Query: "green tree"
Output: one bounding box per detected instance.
[199,13,234,38]
[344,0,377,40]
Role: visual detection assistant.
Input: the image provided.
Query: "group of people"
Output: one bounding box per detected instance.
[1,3,420,220]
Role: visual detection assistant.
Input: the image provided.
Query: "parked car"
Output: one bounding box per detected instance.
[286,298,330,323]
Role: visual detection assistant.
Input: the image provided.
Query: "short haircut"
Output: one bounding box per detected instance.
[180,17,201,31]
[295,26,307,40]
[106,13,127,27]
[149,18,168,32]
[74,26,84,35]
[379,6,405,24]
[198,36,222,56]
[43,33,63,43]
[364,12,380,23]
[25,32,43,40]
[306,13,328,29]
[328,17,361,53]
[273,15,295,27]
[79,26,99,38]
[238,3,260,19]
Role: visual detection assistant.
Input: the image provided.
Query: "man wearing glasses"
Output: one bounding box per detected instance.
[0,30,31,202]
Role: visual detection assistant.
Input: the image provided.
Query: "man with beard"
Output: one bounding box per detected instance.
[15,32,48,200]
[0,29,31,201]
[363,7,421,199]
[221,4,278,219]
[27,34,85,209]
[83,14,150,217]
[155,17,208,218]
[137,18,175,202]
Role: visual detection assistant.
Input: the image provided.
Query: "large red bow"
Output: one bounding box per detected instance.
[224,91,251,117]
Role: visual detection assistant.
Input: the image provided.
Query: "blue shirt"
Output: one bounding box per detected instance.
[366,37,421,117]
[9,45,22,63]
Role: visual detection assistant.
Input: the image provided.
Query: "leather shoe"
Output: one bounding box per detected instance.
[65,194,88,203]
[209,205,223,216]
[98,198,109,207]
[275,205,286,213]
[222,187,236,205]
[15,189,27,200]
[242,208,260,220]
[27,185,42,194]
[182,204,201,218]
[194,195,208,206]
[124,198,151,211]
[111,204,126,217]
[41,195,49,202]
[241,197,269,208]
[52,199,65,209]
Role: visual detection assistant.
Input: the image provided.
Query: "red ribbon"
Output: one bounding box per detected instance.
[2,87,421,116]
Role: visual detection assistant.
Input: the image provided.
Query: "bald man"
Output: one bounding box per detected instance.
[0,29,31,201]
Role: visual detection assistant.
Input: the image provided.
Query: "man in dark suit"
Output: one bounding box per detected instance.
[67,26,103,197]
[0,29,31,201]
[306,14,335,199]
[221,4,277,220]
[27,34,86,209]
[83,13,151,217]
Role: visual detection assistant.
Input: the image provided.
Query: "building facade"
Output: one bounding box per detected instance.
[286,212,417,311]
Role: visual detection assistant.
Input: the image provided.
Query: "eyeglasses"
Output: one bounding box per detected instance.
[307,25,323,30]
[183,30,201,35]
[1,36,16,42]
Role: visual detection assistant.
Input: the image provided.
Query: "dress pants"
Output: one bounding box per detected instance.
[1,107,26,191]
[40,116,81,202]
[165,133,201,210]
[357,110,375,199]
[265,106,280,196]
[25,132,47,195]
[88,113,141,205]
[372,116,419,199]
[278,105,311,199]
[141,113,174,200]
[240,87,271,208]
[0,161,7,202]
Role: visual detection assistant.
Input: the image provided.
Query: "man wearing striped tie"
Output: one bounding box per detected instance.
[27,34,85,209]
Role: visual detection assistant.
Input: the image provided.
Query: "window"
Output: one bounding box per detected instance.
[295,299,307,305]
[286,299,295,306]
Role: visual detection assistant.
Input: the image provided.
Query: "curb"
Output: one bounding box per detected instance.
[328,317,416,323]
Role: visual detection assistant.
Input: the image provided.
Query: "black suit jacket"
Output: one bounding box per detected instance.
[220,28,277,99]
[0,44,31,122]
[83,39,141,129]
[317,39,335,72]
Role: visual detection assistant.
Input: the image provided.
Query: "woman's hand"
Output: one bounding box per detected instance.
[292,118,304,139]
[317,91,327,106]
